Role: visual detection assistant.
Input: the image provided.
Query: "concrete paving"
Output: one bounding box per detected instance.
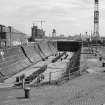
[41,61,67,82]
[1,71,105,105]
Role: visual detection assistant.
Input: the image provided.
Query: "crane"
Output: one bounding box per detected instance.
[33,20,46,29]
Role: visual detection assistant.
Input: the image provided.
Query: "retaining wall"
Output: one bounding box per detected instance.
[0,41,57,82]
[48,41,57,55]
[35,43,46,59]
[38,41,53,57]
[0,46,31,79]
[21,43,42,63]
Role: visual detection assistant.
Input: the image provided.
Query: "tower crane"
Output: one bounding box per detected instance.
[33,20,46,29]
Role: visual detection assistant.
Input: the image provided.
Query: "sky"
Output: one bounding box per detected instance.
[0,0,105,36]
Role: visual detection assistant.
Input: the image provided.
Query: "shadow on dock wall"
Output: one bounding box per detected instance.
[57,41,82,52]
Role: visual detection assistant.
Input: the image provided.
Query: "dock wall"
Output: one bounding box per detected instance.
[0,41,57,82]
[64,48,81,79]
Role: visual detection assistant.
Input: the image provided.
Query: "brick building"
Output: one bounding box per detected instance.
[0,25,27,47]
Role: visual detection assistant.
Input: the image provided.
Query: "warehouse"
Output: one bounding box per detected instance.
[0,25,27,47]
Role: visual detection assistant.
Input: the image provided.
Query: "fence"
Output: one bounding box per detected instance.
[28,65,83,87]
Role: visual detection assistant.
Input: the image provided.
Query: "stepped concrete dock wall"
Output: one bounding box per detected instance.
[21,43,42,63]
[0,40,81,83]
[0,41,57,82]
[0,46,31,81]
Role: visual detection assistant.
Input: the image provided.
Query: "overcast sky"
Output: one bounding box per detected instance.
[0,0,105,36]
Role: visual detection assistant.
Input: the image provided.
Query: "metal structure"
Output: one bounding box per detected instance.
[93,0,100,42]
[33,20,46,29]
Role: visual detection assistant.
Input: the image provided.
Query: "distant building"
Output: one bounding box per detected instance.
[59,34,64,38]
[31,25,45,41]
[0,25,27,47]
[71,34,82,41]
[52,29,56,37]
[100,37,105,43]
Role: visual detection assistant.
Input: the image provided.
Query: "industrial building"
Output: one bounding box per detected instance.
[0,25,27,47]
[30,25,45,41]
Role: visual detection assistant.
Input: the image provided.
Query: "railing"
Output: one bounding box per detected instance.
[29,65,83,87]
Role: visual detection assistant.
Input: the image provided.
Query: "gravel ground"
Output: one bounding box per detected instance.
[1,72,105,105]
